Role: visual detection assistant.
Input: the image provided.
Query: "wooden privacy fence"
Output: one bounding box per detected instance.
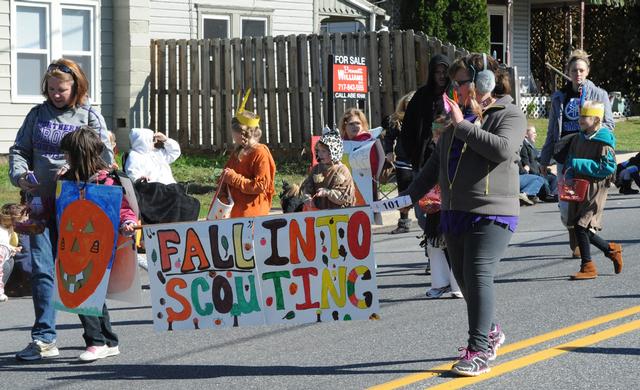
[149,30,469,154]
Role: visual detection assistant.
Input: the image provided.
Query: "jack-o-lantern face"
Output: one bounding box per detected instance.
[56,199,116,308]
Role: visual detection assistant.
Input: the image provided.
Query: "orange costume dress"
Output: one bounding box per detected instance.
[223,143,276,218]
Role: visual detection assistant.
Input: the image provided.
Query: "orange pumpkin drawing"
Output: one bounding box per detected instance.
[56,199,116,308]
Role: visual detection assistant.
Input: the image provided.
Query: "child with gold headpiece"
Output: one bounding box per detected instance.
[221,89,276,218]
[564,100,622,280]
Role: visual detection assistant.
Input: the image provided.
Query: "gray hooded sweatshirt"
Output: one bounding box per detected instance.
[9,101,113,199]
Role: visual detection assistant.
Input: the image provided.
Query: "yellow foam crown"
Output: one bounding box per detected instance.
[580,106,604,119]
[235,88,260,128]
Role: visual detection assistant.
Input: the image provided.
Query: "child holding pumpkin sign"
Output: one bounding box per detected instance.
[59,127,136,362]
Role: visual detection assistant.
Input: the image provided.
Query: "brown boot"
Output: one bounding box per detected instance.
[571,261,598,280]
[606,242,623,274]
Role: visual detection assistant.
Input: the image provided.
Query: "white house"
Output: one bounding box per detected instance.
[0,0,387,153]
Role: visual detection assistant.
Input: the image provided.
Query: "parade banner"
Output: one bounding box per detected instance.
[144,207,380,331]
[54,181,122,316]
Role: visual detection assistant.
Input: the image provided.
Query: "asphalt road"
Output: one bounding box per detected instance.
[1,190,639,390]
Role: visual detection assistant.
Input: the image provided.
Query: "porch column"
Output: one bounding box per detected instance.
[113,0,151,153]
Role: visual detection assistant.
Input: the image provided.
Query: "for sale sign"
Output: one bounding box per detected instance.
[333,56,368,99]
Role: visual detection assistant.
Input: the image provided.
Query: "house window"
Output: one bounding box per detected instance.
[241,17,267,38]
[203,15,230,39]
[320,19,366,34]
[200,9,271,39]
[488,6,507,64]
[11,1,99,103]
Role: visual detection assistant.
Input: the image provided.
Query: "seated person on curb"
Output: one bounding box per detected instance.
[520,125,558,202]
[124,128,199,225]
[518,163,545,206]
[616,152,640,194]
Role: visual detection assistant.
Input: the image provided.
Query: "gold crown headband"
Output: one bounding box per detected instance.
[235,88,260,128]
[580,106,604,120]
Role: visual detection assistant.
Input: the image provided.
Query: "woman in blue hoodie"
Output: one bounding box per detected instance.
[9,58,113,361]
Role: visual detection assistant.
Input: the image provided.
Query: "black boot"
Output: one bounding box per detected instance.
[619,180,639,194]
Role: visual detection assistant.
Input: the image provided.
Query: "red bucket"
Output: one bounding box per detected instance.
[558,178,589,202]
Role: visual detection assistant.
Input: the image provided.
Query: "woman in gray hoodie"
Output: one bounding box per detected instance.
[9,58,113,361]
[404,53,526,377]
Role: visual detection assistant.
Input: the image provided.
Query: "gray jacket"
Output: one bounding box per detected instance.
[404,95,526,217]
[9,101,113,199]
[539,79,614,166]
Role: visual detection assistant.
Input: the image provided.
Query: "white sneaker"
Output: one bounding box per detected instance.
[16,340,60,361]
[79,345,120,362]
[450,290,464,299]
[0,293,8,302]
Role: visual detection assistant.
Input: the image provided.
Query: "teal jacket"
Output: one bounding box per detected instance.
[565,127,616,180]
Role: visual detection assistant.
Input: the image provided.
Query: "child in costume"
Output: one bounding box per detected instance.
[221,89,276,218]
[59,126,137,361]
[300,130,356,210]
[564,101,622,280]
[0,203,24,302]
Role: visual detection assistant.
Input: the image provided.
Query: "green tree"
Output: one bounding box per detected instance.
[444,0,489,53]
[399,0,489,53]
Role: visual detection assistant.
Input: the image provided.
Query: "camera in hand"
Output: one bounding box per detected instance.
[154,139,165,149]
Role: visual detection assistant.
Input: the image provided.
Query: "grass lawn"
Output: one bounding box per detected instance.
[528,118,640,152]
[2,117,638,217]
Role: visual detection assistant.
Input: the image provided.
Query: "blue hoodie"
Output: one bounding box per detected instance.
[9,101,113,199]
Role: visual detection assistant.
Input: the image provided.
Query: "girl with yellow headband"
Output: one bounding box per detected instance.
[220,89,276,218]
[564,100,623,280]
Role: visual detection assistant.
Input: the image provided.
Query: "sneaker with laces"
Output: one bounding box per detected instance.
[0,293,8,302]
[487,323,506,361]
[16,340,60,361]
[425,285,451,299]
[451,347,490,377]
[79,345,120,362]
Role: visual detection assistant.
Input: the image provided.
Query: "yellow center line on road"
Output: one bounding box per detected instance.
[426,318,640,389]
[368,305,640,390]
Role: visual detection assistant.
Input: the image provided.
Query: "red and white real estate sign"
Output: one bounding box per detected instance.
[333,56,368,99]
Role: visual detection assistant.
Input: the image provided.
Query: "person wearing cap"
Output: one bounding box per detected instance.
[299,130,356,210]
[221,89,276,218]
[563,100,622,280]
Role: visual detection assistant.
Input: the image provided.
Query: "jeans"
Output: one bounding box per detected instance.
[29,217,58,343]
[574,225,610,263]
[79,304,119,347]
[519,174,545,196]
[445,220,513,352]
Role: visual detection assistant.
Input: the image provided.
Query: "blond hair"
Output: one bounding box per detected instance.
[339,108,370,139]
[580,100,604,123]
[567,49,590,72]
[231,116,262,150]
[389,91,415,129]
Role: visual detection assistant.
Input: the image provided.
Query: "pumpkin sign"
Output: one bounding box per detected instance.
[55,181,121,315]
[56,199,115,308]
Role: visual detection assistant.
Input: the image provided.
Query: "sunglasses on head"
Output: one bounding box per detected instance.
[47,63,73,75]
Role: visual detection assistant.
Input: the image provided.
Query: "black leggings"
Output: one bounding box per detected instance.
[574,225,610,264]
